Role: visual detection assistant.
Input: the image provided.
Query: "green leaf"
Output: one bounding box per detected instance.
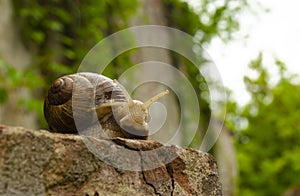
[45,20,63,32]
[0,88,8,103]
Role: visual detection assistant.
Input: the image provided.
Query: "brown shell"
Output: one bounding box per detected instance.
[44,72,126,133]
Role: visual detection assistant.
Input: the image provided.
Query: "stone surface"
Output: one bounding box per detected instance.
[0,125,222,195]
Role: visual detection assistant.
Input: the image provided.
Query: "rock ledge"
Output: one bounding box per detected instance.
[0,125,221,195]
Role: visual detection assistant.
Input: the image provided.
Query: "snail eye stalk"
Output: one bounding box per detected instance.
[142,90,169,110]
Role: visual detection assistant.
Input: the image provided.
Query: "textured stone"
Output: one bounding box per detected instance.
[0,125,222,195]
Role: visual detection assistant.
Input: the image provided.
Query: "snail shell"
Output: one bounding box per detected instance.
[44,72,169,139]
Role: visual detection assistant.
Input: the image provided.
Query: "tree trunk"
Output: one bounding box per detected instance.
[215,121,237,196]
[129,0,181,145]
[0,0,37,128]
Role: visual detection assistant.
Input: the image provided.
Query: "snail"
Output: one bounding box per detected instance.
[44,72,169,139]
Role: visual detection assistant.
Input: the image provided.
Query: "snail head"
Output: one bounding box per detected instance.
[113,79,169,138]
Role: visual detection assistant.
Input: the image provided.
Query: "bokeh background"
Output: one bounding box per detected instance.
[0,0,299,195]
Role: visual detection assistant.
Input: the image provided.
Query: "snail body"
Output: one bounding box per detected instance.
[44,72,169,139]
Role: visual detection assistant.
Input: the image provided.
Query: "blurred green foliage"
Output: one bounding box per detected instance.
[166,0,248,43]
[162,0,250,147]
[12,0,138,79]
[1,0,249,132]
[227,53,300,195]
[0,58,45,123]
